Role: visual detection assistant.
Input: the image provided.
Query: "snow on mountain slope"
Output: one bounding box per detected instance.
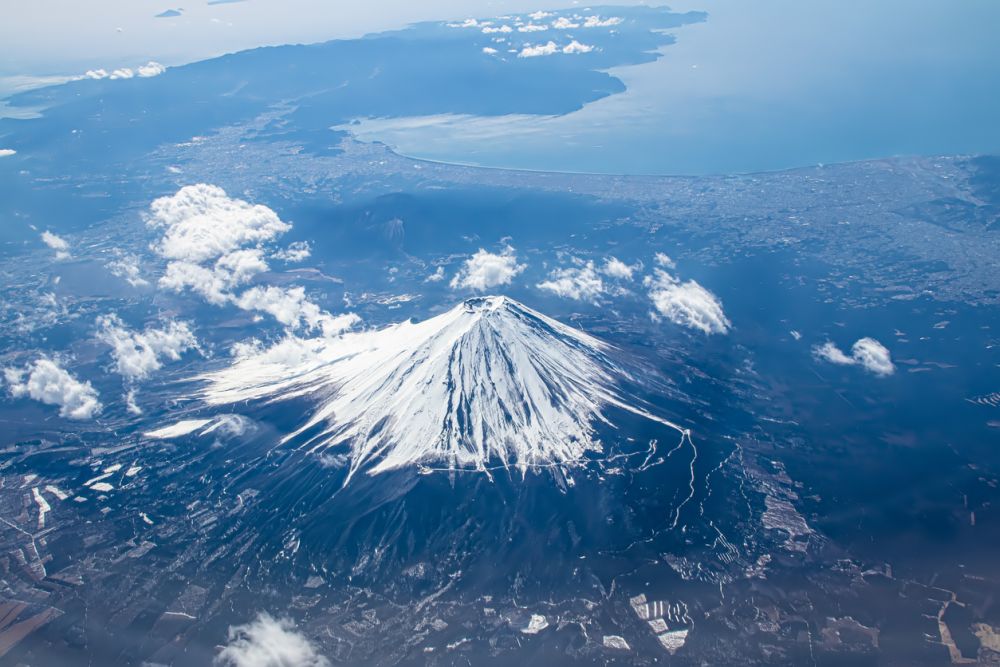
[199,296,686,479]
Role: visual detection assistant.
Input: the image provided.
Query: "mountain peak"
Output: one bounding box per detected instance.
[461,294,511,311]
[200,297,685,480]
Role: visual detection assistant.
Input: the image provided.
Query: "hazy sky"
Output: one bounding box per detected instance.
[6,0,998,174]
[1,0,639,82]
[345,0,1000,174]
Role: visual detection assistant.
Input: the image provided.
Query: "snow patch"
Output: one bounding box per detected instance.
[200,296,687,480]
[144,419,212,439]
[521,614,549,634]
[32,488,51,529]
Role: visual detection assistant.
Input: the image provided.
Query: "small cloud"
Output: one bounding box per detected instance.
[148,184,358,332]
[4,358,102,420]
[215,612,329,667]
[852,338,895,375]
[106,254,149,287]
[41,230,70,260]
[518,41,558,58]
[0,149,16,157]
[235,285,319,329]
[149,185,285,302]
[528,11,552,20]
[96,314,199,382]
[159,259,246,305]
[81,62,164,81]
[203,414,255,438]
[149,184,291,264]
[537,260,604,302]
[482,24,513,34]
[159,249,269,305]
[644,268,730,335]
[601,257,638,281]
[273,240,311,263]
[425,266,446,282]
[235,286,359,337]
[653,252,675,269]
[482,46,498,54]
[583,16,623,27]
[552,17,580,29]
[562,40,594,54]
[137,61,167,78]
[125,388,142,415]
[518,23,548,32]
[813,341,855,366]
[814,338,895,376]
[450,245,526,290]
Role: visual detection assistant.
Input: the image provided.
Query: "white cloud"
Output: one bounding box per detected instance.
[4,358,101,420]
[0,149,16,157]
[537,261,604,302]
[83,62,164,80]
[125,388,142,415]
[562,40,594,54]
[482,24,512,34]
[518,23,548,32]
[813,341,855,366]
[149,185,278,300]
[273,241,311,263]
[161,254,268,304]
[215,613,329,667]
[148,184,357,334]
[41,231,70,260]
[236,286,360,337]
[528,11,552,20]
[447,18,481,28]
[644,269,730,335]
[602,257,637,281]
[96,314,199,381]
[425,266,446,282]
[137,61,166,77]
[814,338,895,376]
[236,286,322,329]
[106,254,149,287]
[228,336,318,367]
[851,337,895,376]
[583,16,623,27]
[203,414,255,438]
[552,17,580,29]
[518,41,558,58]
[148,184,290,264]
[450,245,526,290]
[482,46,498,55]
[654,252,676,269]
[217,248,271,284]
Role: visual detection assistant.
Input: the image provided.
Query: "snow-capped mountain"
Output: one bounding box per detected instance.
[199,296,686,479]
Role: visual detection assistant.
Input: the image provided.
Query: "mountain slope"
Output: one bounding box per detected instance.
[199,296,686,479]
